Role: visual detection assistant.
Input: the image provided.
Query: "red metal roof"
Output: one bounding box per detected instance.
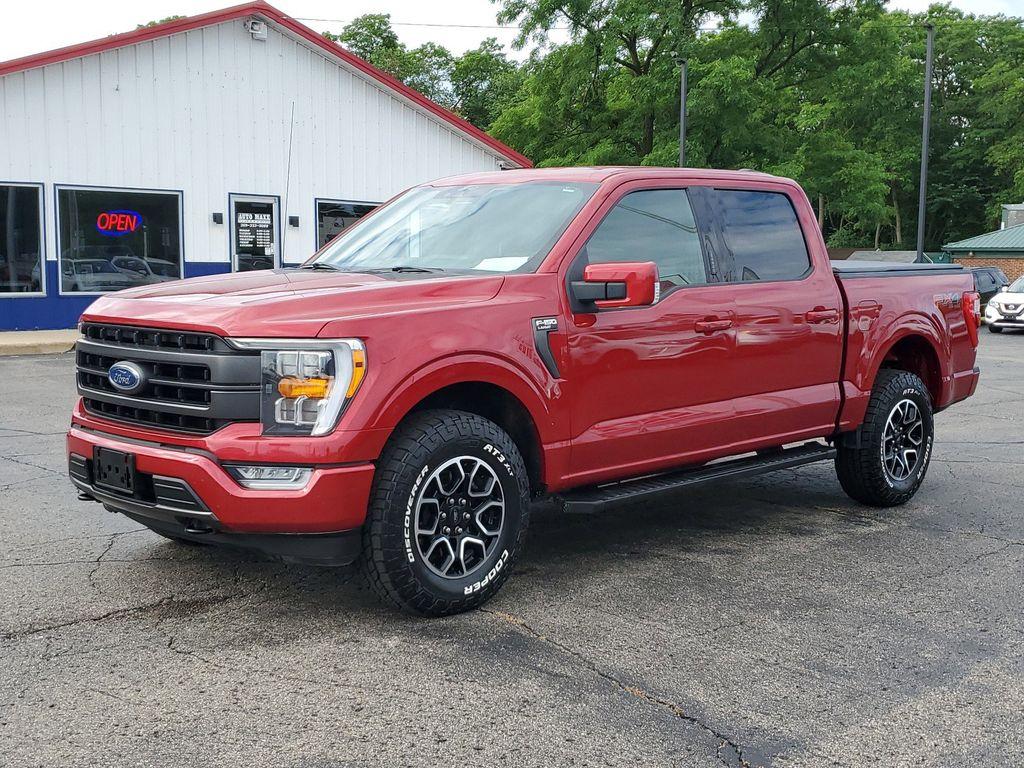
[0,1,532,168]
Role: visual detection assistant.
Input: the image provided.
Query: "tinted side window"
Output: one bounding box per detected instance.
[712,190,810,282]
[584,190,707,290]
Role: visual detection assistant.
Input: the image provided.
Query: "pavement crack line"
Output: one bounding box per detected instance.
[0,453,65,477]
[924,542,1016,581]
[481,608,755,768]
[1,589,244,642]
[85,530,144,592]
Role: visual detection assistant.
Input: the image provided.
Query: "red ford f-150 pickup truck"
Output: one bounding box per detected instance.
[68,168,981,615]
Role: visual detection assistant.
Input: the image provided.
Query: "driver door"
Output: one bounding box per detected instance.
[562,185,739,487]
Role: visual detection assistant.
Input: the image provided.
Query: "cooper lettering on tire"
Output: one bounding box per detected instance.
[361,409,531,616]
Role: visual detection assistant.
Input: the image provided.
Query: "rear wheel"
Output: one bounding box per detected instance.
[361,409,531,616]
[836,369,934,507]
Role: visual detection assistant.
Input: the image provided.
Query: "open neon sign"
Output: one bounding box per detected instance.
[96,210,142,237]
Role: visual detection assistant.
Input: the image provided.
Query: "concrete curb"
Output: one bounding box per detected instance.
[0,330,79,357]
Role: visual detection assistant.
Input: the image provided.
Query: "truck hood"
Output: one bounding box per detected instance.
[81,269,505,337]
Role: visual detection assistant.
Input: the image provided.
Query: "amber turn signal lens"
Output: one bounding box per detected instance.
[347,349,366,397]
[277,376,330,399]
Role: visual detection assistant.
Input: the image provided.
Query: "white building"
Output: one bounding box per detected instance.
[0,1,530,330]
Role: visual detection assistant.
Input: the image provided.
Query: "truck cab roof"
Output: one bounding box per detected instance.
[429,166,783,187]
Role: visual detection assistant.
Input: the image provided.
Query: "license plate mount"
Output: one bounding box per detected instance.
[93,447,136,495]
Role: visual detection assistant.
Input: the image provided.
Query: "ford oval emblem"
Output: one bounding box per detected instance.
[108,361,146,394]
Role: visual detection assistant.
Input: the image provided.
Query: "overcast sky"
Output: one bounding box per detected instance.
[1,0,1020,62]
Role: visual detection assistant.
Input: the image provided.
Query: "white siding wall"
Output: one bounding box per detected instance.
[0,18,507,267]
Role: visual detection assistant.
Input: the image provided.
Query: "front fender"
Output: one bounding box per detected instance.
[338,352,570,484]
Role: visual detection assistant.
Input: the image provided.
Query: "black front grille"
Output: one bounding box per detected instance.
[81,323,218,352]
[76,323,261,434]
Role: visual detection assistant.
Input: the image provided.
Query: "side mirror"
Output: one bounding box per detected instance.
[1001,285,1010,292]
[571,261,658,309]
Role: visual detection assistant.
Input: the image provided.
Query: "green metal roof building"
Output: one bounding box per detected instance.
[944,224,1024,281]
[944,224,1024,256]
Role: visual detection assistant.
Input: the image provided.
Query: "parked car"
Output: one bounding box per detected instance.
[971,266,1009,308]
[60,256,139,292]
[985,276,1024,333]
[110,255,180,284]
[68,168,981,615]
[0,252,41,291]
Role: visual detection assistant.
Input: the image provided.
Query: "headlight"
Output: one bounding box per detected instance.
[986,302,1000,315]
[227,338,366,436]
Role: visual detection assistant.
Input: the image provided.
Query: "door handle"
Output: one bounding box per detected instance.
[694,318,733,334]
[805,307,840,324]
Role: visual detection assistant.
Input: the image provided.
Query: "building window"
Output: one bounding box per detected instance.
[0,183,44,295]
[316,199,377,249]
[56,186,183,293]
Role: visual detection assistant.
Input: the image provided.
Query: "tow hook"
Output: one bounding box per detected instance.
[182,519,214,535]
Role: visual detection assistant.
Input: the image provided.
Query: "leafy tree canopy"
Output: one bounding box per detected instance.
[321,2,1023,249]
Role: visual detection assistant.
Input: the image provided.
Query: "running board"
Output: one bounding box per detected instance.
[559,442,836,514]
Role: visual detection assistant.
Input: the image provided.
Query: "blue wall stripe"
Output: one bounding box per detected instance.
[0,261,232,331]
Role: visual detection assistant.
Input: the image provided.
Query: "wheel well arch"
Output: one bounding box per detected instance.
[404,381,545,494]
[877,334,943,404]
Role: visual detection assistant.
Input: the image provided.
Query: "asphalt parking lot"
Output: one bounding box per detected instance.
[1,332,1022,768]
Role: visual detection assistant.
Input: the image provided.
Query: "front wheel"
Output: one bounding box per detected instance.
[835,369,934,507]
[988,325,1003,334]
[361,409,531,616]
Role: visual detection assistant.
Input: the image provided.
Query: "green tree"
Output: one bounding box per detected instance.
[323,15,524,126]
[452,38,525,129]
[136,15,186,29]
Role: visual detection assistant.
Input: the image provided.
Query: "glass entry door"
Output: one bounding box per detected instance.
[230,195,279,271]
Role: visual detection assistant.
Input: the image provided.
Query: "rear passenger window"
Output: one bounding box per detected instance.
[584,189,708,291]
[710,190,810,282]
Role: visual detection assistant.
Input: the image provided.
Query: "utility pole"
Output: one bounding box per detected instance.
[678,58,688,167]
[916,24,935,261]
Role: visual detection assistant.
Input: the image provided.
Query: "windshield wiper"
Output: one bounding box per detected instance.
[299,262,342,271]
[374,266,446,273]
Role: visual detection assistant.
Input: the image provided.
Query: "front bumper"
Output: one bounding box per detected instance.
[985,307,1024,327]
[987,318,1024,329]
[67,424,376,565]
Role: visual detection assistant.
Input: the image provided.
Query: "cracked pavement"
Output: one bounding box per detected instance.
[2,333,1023,767]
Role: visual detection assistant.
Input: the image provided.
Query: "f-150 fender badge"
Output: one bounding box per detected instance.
[532,317,561,379]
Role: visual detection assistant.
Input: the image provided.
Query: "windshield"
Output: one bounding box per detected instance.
[1007,277,1024,293]
[309,181,597,274]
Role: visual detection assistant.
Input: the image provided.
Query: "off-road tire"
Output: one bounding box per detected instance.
[361,409,531,616]
[836,369,934,507]
[988,325,1003,334]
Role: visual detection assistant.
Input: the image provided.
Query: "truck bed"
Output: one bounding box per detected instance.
[832,260,978,429]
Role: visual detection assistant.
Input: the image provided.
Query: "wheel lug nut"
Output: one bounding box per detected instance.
[463,512,470,521]
[443,526,451,534]
[456,527,463,534]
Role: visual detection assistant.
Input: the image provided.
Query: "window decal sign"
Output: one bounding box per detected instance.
[96,210,142,237]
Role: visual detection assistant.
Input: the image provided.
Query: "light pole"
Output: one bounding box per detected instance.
[916,24,935,261]
[678,58,688,167]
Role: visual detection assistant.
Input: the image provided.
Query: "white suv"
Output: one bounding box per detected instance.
[985,276,1024,333]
